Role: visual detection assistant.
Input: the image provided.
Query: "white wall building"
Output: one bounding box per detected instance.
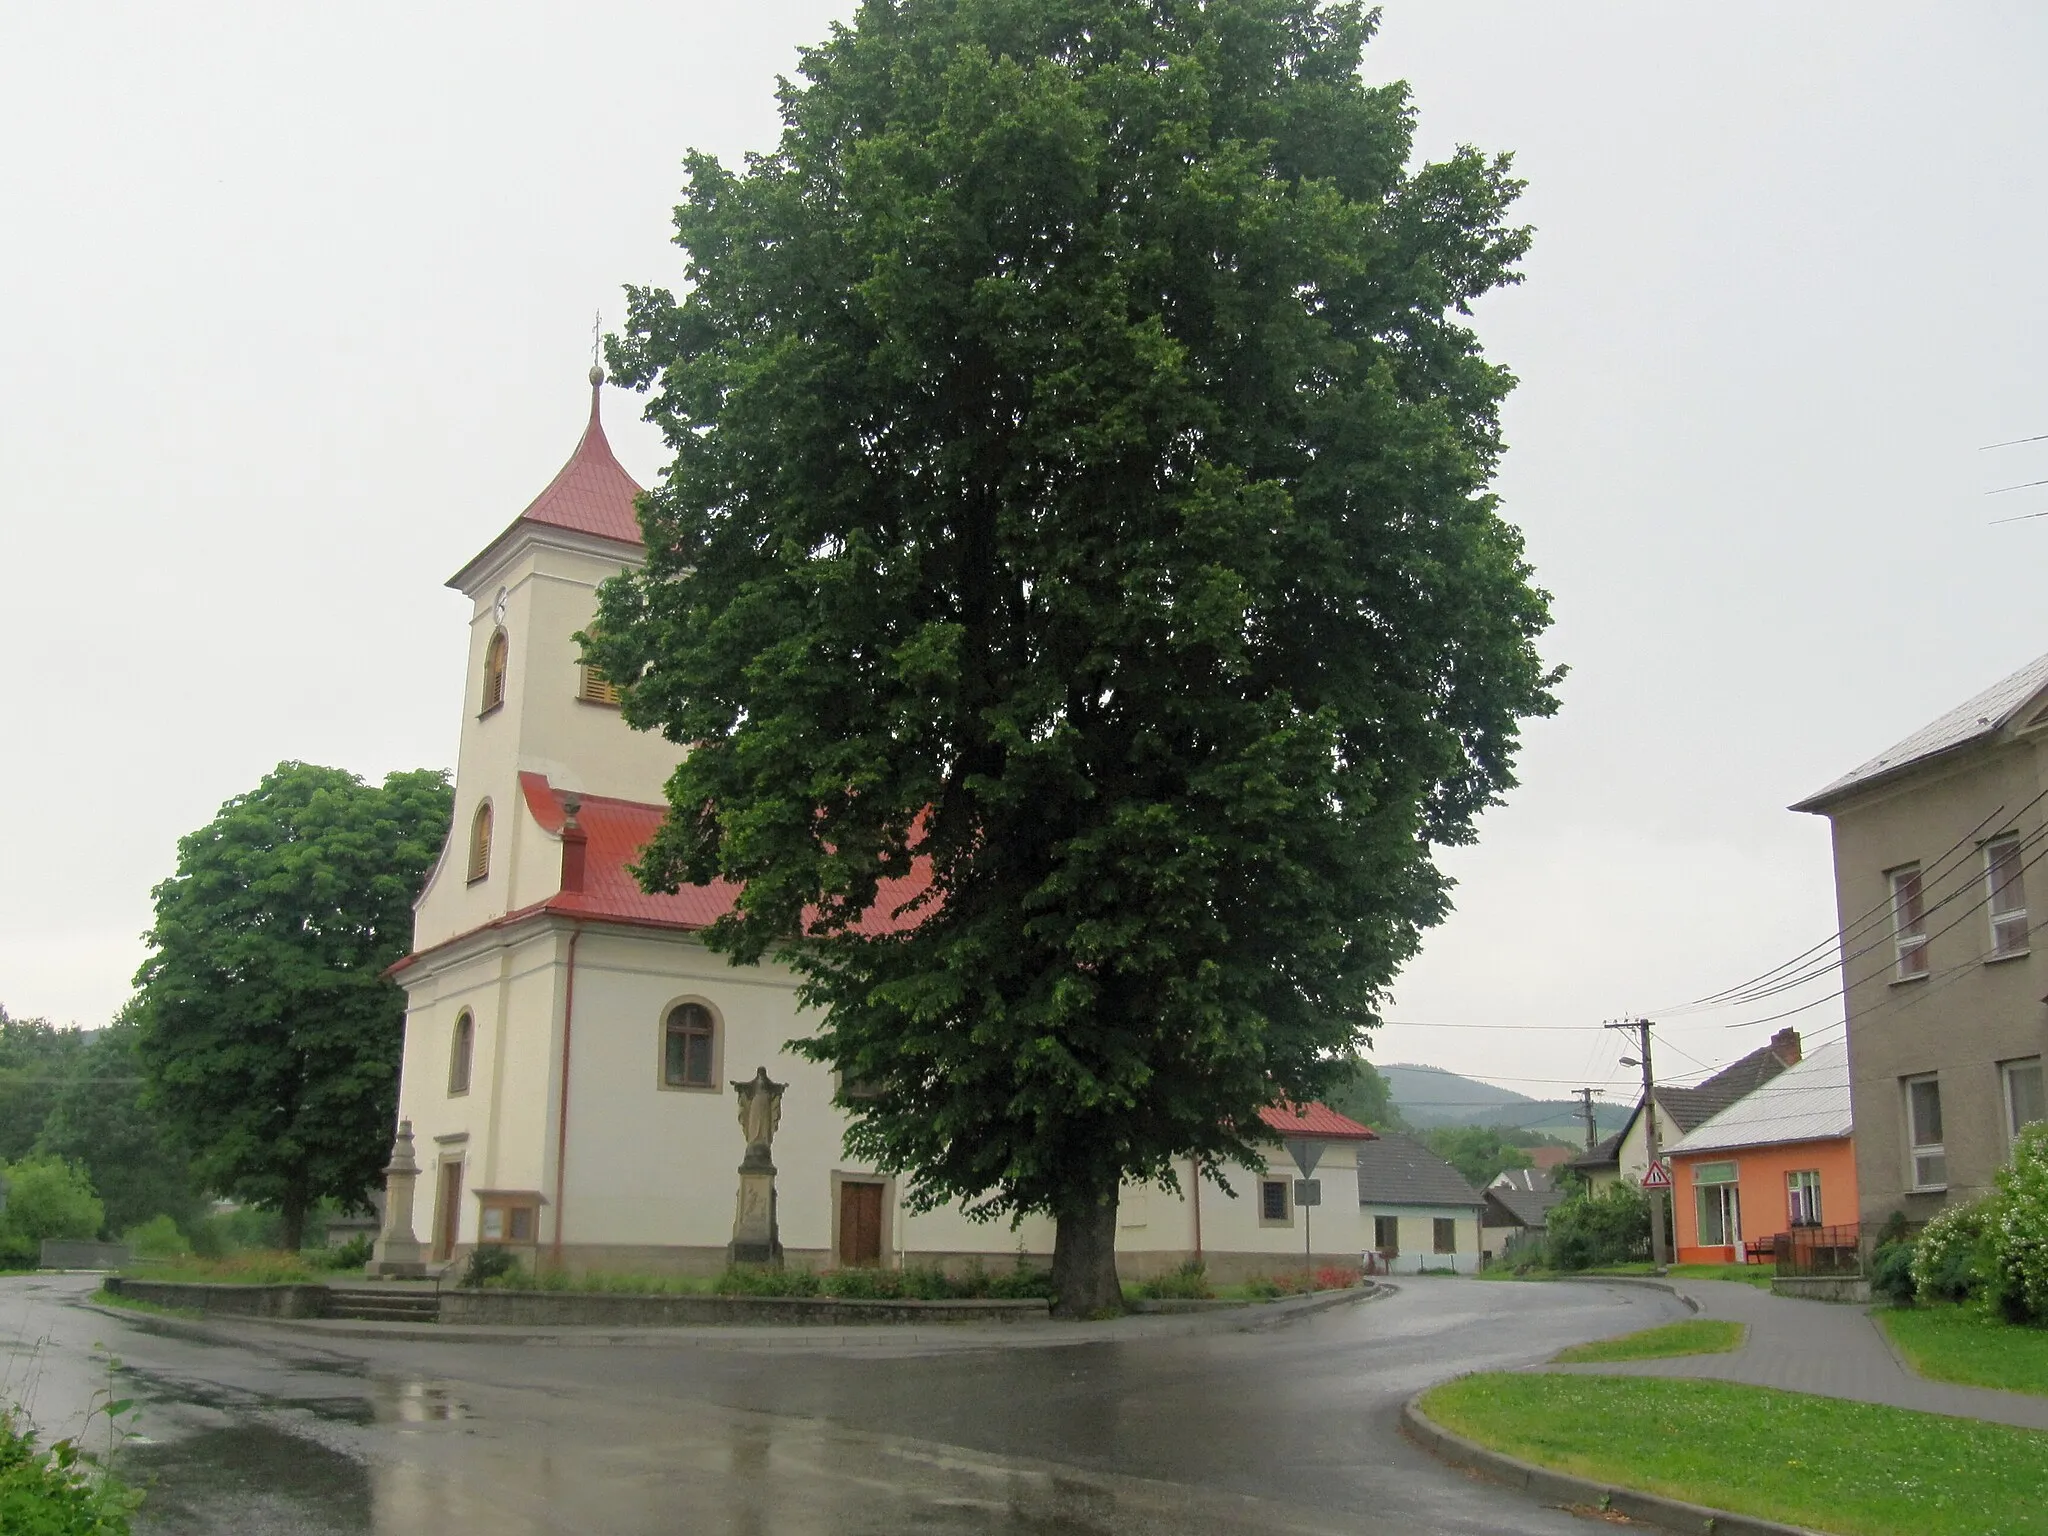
[386,376,1378,1279]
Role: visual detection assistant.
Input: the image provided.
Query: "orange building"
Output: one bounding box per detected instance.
[1669,1039,1855,1264]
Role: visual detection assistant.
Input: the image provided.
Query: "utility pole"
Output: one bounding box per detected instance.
[1575,1087,1598,1152]
[1607,1018,1668,1275]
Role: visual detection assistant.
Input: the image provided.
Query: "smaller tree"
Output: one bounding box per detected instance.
[1545,1184,1649,1271]
[1323,1058,1408,1133]
[0,1159,103,1267]
[1424,1125,1533,1189]
[133,763,451,1249]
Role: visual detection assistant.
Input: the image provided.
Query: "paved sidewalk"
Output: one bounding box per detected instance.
[1548,1278,2048,1431]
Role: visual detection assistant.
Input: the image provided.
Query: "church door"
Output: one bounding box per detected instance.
[435,1159,464,1262]
[838,1180,884,1267]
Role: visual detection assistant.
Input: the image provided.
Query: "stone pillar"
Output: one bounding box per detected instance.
[728,1142,782,1266]
[370,1120,428,1278]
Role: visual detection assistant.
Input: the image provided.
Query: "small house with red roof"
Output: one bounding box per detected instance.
[376,373,1384,1283]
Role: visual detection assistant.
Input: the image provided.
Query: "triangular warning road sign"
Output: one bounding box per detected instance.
[1641,1159,1672,1190]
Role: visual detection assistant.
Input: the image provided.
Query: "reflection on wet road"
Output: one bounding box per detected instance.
[1,1272,1685,1534]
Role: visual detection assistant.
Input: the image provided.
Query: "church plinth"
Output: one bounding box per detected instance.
[728,1143,782,1266]
[369,1120,428,1278]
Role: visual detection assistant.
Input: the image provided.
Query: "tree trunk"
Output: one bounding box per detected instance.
[1050,1192,1123,1318]
[279,1178,309,1254]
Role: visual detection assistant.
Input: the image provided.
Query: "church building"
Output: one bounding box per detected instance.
[381,371,1375,1281]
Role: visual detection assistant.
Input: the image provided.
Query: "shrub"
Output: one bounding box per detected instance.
[460,1246,520,1289]
[185,1206,283,1259]
[713,1265,823,1297]
[984,1264,1057,1301]
[0,1406,137,1535]
[0,1159,106,1266]
[1136,1260,1213,1301]
[1869,1239,1917,1304]
[326,1234,373,1271]
[1911,1199,1991,1304]
[121,1215,190,1261]
[1313,1264,1361,1292]
[1986,1121,2048,1323]
[1546,1184,1650,1271]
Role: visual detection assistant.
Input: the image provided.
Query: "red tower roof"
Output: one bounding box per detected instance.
[511,367,645,546]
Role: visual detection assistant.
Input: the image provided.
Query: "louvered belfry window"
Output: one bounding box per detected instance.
[482,630,509,715]
[578,664,622,706]
[467,801,493,884]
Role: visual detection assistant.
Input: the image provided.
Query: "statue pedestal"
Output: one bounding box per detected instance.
[727,1145,781,1267]
[370,1120,428,1279]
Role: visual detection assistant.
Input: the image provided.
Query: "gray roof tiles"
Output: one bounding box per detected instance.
[1354,1134,1486,1209]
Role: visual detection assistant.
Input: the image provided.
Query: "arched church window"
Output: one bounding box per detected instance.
[448,1010,475,1096]
[481,629,509,715]
[467,801,493,884]
[662,1002,719,1090]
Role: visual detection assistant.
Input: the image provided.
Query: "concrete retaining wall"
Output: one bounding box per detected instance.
[1772,1274,1870,1304]
[439,1289,1048,1326]
[104,1277,334,1318]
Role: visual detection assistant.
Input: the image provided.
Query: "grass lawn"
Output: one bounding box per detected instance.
[1880,1307,2048,1398]
[1552,1319,1745,1363]
[1420,1373,2048,1536]
[121,1252,324,1284]
[1478,1261,1774,1290]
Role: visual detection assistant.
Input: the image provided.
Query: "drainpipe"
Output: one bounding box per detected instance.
[550,797,588,1271]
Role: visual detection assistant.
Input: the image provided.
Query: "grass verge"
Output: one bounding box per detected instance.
[1551,1319,1745,1363]
[1421,1373,2048,1536]
[1478,1261,1775,1291]
[119,1253,319,1285]
[1880,1306,2048,1398]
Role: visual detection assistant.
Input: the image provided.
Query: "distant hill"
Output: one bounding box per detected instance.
[1380,1063,1631,1140]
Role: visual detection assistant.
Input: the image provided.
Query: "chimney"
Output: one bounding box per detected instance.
[1769,1027,1802,1066]
[560,794,587,894]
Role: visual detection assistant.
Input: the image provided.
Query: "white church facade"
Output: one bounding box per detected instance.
[381,372,1376,1280]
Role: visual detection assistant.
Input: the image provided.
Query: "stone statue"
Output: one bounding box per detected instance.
[733,1066,786,1152]
[728,1068,787,1267]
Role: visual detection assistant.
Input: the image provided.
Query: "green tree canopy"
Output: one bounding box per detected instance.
[0,1158,103,1268]
[132,762,451,1249]
[1323,1055,1407,1133]
[1423,1123,1533,1189]
[36,1004,204,1238]
[592,0,1556,1312]
[0,1007,89,1164]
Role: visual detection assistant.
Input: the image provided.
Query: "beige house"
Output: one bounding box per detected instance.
[1793,652,2048,1228]
[382,373,1379,1279]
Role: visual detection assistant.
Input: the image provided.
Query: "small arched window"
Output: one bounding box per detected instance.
[448,1010,475,1096]
[481,629,509,715]
[662,1002,718,1089]
[467,801,493,884]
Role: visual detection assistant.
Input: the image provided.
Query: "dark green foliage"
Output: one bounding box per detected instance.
[0,1008,89,1165]
[593,0,1555,1309]
[0,1159,104,1267]
[0,1408,136,1536]
[1322,1057,1407,1132]
[132,763,452,1250]
[1424,1124,1533,1189]
[185,1206,283,1259]
[34,1009,203,1238]
[460,1246,521,1288]
[1869,1240,1917,1305]
[1135,1258,1213,1300]
[1546,1184,1650,1271]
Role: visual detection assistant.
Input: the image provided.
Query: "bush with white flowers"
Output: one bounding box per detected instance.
[1909,1198,1990,1303]
[1986,1120,2048,1323]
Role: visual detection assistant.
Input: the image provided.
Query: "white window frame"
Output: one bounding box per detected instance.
[2003,1057,2045,1146]
[1889,864,1929,979]
[1785,1169,1822,1228]
[1695,1181,1741,1248]
[1985,834,2029,960]
[1905,1075,1946,1191]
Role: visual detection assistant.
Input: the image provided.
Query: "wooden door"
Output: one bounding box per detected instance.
[435,1159,464,1261]
[838,1181,884,1267]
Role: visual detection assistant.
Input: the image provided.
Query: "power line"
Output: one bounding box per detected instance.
[1981,432,2048,450]
[1988,478,2048,496]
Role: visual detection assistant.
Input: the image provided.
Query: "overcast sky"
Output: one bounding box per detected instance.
[4,3,2043,1111]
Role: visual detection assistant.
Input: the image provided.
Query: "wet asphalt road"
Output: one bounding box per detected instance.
[2,1272,1684,1534]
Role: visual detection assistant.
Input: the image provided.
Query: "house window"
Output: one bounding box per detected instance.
[2004,1058,2045,1145]
[1259,1178,1292,1225]
[1433,1217,1457,1254]
[466,802,493,884]
[1889,865,1929,979]
[1786,1169,1822,1227]
[1905,1075,1945,1190]
[448,1010,474,1096]
[1694,1160,1740,1247]
[1374,1214,1399,1252]
[481,629,509,715]
[661,1002,718,1089]
[577,664,622,707]
[1986,835,2029,958]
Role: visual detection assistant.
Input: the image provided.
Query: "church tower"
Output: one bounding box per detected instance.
[412,369,685,954]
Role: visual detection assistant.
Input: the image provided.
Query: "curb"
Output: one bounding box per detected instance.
[1556,1274,1702,1314]
[1401,1391,1822,1536]
[79,1280,1391,1351]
